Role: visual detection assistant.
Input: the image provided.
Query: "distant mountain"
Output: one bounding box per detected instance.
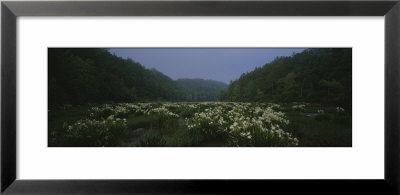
[219,48,352,108]
[48,48,227,106]
[176,79,228,102]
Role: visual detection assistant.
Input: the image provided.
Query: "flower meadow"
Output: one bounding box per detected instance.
[49,102,351,147]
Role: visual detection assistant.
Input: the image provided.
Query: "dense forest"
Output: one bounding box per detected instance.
[219,48,352,109]
[48,48,227,107]
[176,79,227,102]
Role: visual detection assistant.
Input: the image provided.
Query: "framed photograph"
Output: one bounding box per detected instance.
[2,0,399,194]
[47,47,350,148]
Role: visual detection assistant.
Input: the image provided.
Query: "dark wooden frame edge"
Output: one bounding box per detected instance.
[1,1,399,194]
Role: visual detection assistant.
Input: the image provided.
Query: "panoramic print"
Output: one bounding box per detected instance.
[48,48,352,147]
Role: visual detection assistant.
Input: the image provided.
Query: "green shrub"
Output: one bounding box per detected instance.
[155,114,179,130]
[169,129,201,147]
[137,132,166,147]
[315,114,331,122]
[332,115,352,126]
[228,125,298,147]
[127,114,157,130]
[63,118,127,146]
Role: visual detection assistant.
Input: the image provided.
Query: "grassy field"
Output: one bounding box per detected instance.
[48,102,351,147]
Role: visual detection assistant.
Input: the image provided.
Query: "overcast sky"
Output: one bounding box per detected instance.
[109,48,306,84]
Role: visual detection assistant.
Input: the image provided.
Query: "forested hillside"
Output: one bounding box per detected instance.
[49,49,226,107]
[176,79,227,102]
[219,48,352,108]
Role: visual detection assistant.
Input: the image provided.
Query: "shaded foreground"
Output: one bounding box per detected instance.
[48,102,351,147]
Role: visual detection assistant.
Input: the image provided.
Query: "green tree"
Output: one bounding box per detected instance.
[245,80,257,101]
[280,72,298,101]
[256,89,265,102]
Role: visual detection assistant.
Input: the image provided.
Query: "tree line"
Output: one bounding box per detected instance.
[218,48,352,109]
[48,48,227,107]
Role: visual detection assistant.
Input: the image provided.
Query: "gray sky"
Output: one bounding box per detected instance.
[109,48,306,84]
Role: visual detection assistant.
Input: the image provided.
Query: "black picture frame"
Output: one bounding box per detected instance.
[1,0,399,194]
